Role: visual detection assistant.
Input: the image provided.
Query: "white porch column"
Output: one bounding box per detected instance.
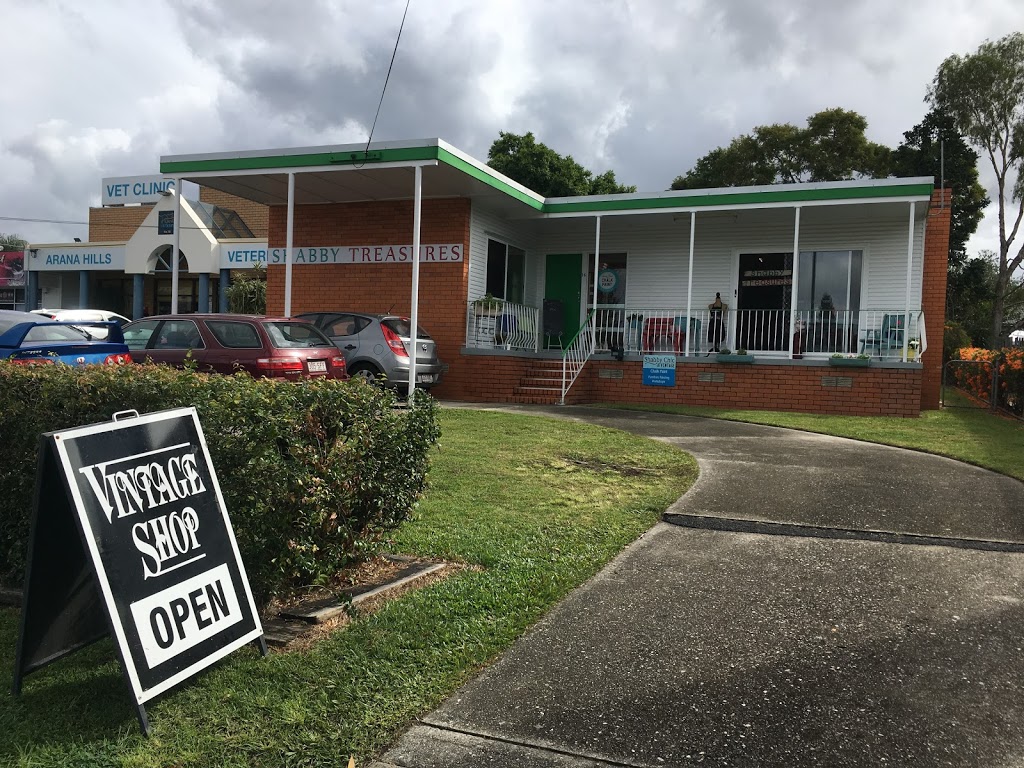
[788,206,801,359]
[592,216,601,311]
[284,172,295,317]
[903,201,915,362]
[407,165,423,399]
[685,211,695,356]
[171,177,182,314]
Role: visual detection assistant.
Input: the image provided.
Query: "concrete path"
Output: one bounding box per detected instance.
[373,406,1024,767]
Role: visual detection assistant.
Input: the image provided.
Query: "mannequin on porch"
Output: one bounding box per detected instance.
[707,292,727,352]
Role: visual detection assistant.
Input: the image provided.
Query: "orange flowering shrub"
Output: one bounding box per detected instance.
[953,347,1024,415]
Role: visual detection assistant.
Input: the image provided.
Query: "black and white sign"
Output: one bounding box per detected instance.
[13,408,264,734]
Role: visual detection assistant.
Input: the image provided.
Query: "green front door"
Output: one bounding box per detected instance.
[544,254,582,348]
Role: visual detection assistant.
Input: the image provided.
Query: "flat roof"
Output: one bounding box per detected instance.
[160,138,935,217]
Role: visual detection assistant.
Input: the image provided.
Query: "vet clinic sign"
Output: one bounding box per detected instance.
[13,408,264,734]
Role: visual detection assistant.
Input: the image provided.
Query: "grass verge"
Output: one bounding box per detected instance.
[602,395,1024,482]
[0,408,696,767]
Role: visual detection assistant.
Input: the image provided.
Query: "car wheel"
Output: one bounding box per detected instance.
[348,363,383,386]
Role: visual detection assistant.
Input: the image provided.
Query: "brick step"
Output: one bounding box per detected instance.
[510,391,562,404]
[520,376,562,387]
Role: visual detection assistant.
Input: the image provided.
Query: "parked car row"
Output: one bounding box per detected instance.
[6,307,445,389]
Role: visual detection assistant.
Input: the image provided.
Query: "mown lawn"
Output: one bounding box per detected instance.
[0,408,697,767]
[605,395,1024,482]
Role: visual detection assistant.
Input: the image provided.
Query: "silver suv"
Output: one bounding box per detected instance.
[296,312,443,391]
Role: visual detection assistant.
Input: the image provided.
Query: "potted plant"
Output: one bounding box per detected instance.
[716,347,755,364]
[472,293,503,316]
[828,353,872,367]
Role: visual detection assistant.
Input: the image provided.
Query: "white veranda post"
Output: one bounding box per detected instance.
[903,202,915,363]
[171,178,182,314]
[284,172,295,318]
[408,165,423,399]
[788,206,801,359]
[685,212,695,356]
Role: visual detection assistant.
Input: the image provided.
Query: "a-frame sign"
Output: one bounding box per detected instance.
[12,408,265,735]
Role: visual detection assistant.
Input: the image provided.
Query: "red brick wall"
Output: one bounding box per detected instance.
[265,198,471,399]
[88,205,151,242]
[921,188,951,410]
[453,357,923,416]
[199,187,269,238]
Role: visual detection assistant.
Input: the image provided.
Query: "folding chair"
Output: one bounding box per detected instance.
[861,314,905,359]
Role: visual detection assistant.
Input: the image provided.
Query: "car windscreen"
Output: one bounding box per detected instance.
[382,318,431,339]
[22,324,91,343]
[265,321,334,348]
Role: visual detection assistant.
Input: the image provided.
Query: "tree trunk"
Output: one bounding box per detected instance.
[992,271,1009,347]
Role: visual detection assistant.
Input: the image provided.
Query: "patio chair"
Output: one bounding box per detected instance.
[861,313,905,358]
[542,299,565,349]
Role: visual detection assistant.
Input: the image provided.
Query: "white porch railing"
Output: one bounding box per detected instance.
[592,308,927,361]
[561,310,596,404]
[464,303,927,362]
[465,300,540,352]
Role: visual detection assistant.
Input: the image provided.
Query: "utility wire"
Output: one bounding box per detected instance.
[365,0,411,155]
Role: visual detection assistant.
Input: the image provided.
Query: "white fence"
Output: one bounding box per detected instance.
[465,300,540,352]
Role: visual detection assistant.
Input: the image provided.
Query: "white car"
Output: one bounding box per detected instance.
[31,308,131,339]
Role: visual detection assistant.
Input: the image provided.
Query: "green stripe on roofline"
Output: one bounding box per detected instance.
[542,183,935,213]
[160,145,440,173]
[436,148,544,211]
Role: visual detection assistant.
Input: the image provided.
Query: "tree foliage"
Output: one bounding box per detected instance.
[891,108,990,268]
[0,233,27,250]
[947,250,1024,346]
[929,32,1024,344]
[226,264,267,314]
[487,132,636,197]
[670,108,892,189]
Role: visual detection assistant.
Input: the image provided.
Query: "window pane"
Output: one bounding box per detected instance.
[124,320,160,350]
[798,251,861,313]
[207,321,262,349]
[588,253,627,306]
[266,322,334,348]
[485,239,507,298]
[156,320,204,349]
[506,247,526,304]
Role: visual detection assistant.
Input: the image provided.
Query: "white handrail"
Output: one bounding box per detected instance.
[561,311,596,404]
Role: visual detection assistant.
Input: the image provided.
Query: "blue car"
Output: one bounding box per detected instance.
[0,310,132,366]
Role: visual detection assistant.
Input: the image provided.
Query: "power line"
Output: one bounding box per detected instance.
[365,0,411,154]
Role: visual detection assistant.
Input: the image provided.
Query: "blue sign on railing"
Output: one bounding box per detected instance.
[642,354,676,387]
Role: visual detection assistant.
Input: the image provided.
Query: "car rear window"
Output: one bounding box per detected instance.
[207,320,262,349]
[22,324,91,343]
[265,321,334,348]
[382,318,431,339]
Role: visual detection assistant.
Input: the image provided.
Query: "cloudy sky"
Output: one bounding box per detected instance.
[1,0,1020,257]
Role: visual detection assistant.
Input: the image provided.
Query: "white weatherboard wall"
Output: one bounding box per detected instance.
[530,204,925,313]
[468,202,540,305]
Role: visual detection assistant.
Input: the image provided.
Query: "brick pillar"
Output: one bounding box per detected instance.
[921,187,951,410]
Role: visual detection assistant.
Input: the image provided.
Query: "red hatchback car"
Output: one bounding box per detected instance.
[122,314,348,380]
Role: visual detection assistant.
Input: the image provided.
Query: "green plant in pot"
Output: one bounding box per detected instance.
[473,293,503,315]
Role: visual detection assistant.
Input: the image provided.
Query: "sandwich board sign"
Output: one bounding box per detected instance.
[12,407,265,734]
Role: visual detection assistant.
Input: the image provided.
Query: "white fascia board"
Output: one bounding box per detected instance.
[435,139,546,206]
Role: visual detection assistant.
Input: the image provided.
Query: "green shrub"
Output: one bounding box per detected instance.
[0,363,439,605]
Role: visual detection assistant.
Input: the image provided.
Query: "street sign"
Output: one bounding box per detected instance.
[13,408,265,734]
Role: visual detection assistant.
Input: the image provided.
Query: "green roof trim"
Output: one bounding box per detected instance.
[436,148,544,211]
[160,145,440,174]
[543,183,935,214]
[161,143,933,214]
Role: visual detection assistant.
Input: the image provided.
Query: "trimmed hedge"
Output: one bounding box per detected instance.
[0,363,439,605]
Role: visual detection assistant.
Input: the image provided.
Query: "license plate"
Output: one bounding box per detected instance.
[416,374,435,383]
[307,360,327,373]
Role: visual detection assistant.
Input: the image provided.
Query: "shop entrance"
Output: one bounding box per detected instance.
[736,252,792,352]
[544,254,582,349]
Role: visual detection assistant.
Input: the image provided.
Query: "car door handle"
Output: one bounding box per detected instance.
[343,344,356,350]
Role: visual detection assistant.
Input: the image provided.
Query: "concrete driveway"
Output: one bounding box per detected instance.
[373,406,1024,767]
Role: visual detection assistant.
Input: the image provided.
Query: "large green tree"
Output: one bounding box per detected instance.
[929,32,1024,344]
[947,250,1024,346]
[891,108,989,268]
[487,132,636,197]
[670,108,891,189]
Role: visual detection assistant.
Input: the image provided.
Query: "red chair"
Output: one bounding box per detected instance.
[642,317,683,352]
